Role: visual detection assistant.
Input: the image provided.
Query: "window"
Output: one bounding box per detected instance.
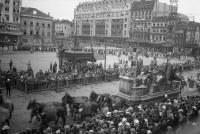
[124,24,127,28]
[30,22,33,26]
[47,32,50,37]
[42,23,45,27]
[5,7,9,12]
[5,0,9,4]
[30,31,33,35]
[23,30,26,35]
[36,31,39,35]
[125,18,127,22]
[24,21,26,26]
[6,16,9,21]
[36,22,39,26]
[48,24,51,28]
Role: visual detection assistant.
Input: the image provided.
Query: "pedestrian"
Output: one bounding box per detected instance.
[9,59,13,70]
[50,62,53,72]
[5,79,11,96]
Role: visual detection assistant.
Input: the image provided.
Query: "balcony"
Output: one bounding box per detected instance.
[0,22,23,35]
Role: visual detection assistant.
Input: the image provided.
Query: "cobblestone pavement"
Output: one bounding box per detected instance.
[1,70,200,133]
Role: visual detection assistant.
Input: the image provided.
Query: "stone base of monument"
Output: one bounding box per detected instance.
[118,76,180,104]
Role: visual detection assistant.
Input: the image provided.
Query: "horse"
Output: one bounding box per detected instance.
[27,99,66,127]
[0,93,14,119]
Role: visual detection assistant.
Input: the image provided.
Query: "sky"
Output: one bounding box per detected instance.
[22,0,200,22]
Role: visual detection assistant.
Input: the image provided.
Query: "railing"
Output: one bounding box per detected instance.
[13,74,119,93]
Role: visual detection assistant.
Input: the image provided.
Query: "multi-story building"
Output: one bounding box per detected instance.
[129,0,171,46]
[151,13,189,44]
[20,7,53,49]
[0,0,22,51]
[54,19,73,38]
[74,0,135,46]
[54,19,73,48]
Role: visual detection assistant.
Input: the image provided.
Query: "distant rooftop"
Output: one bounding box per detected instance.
[21,7,53,19]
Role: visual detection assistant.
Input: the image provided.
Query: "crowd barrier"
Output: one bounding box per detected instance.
[14,74,119,93]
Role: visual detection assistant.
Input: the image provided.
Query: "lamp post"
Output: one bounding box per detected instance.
[104,40,107,81]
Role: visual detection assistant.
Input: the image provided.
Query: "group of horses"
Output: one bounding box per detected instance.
[27,91,126,129]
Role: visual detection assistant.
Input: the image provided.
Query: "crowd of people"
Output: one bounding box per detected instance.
[13,95,200,134]
[0,59,120,93]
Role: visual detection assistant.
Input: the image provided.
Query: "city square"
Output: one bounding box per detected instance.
[1,0,200,134]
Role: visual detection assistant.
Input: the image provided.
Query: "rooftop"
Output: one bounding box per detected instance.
[21,7,53,19]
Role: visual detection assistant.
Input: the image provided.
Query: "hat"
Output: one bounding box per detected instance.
[122,118,127,123]
[134,119,139,125]
[113,110,118,113]
[64,125,70,130]
[138,105,142,109]
[89,130,94,133]
[106,112,111,117]
[56,129,61,134]
[147,130,152,134]
[2,125,10,131]
[162,105,166,110]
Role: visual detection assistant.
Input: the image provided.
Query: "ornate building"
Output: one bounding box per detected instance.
[74,0,135,46]
[20,7,53,49]
[0,0,22,51]
[129,0,171,46]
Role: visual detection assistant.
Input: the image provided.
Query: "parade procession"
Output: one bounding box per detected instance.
[1,0,200,134]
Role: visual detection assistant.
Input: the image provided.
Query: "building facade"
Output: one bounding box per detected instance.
[74,0,135,46]
[54,19,73,48]
[0,0,22,50]
[54,20,73,38]
[150,13,189,45]
[20,7,53,49]
[129,0,171,46]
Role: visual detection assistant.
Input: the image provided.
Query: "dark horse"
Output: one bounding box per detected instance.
[62,93,98,121]
[27,99,66,127]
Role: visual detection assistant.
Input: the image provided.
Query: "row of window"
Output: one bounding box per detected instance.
[4,7,20,13]
[23,30,51,37]
[55,25,72,30]
[23,21,51,28]
[152,35,166,41]
[75,11,129,19]
[5,0,20,5]
[152,29,167,33]
[131,34,150,40]
[153,22,168,27]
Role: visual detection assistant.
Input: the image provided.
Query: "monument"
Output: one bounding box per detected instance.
[118,55,181,103]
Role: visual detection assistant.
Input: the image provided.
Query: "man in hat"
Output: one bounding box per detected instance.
[9,59,13,71]
[5,79,11,96]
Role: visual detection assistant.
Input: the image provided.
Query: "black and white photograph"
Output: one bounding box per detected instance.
[0,0,200,133]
